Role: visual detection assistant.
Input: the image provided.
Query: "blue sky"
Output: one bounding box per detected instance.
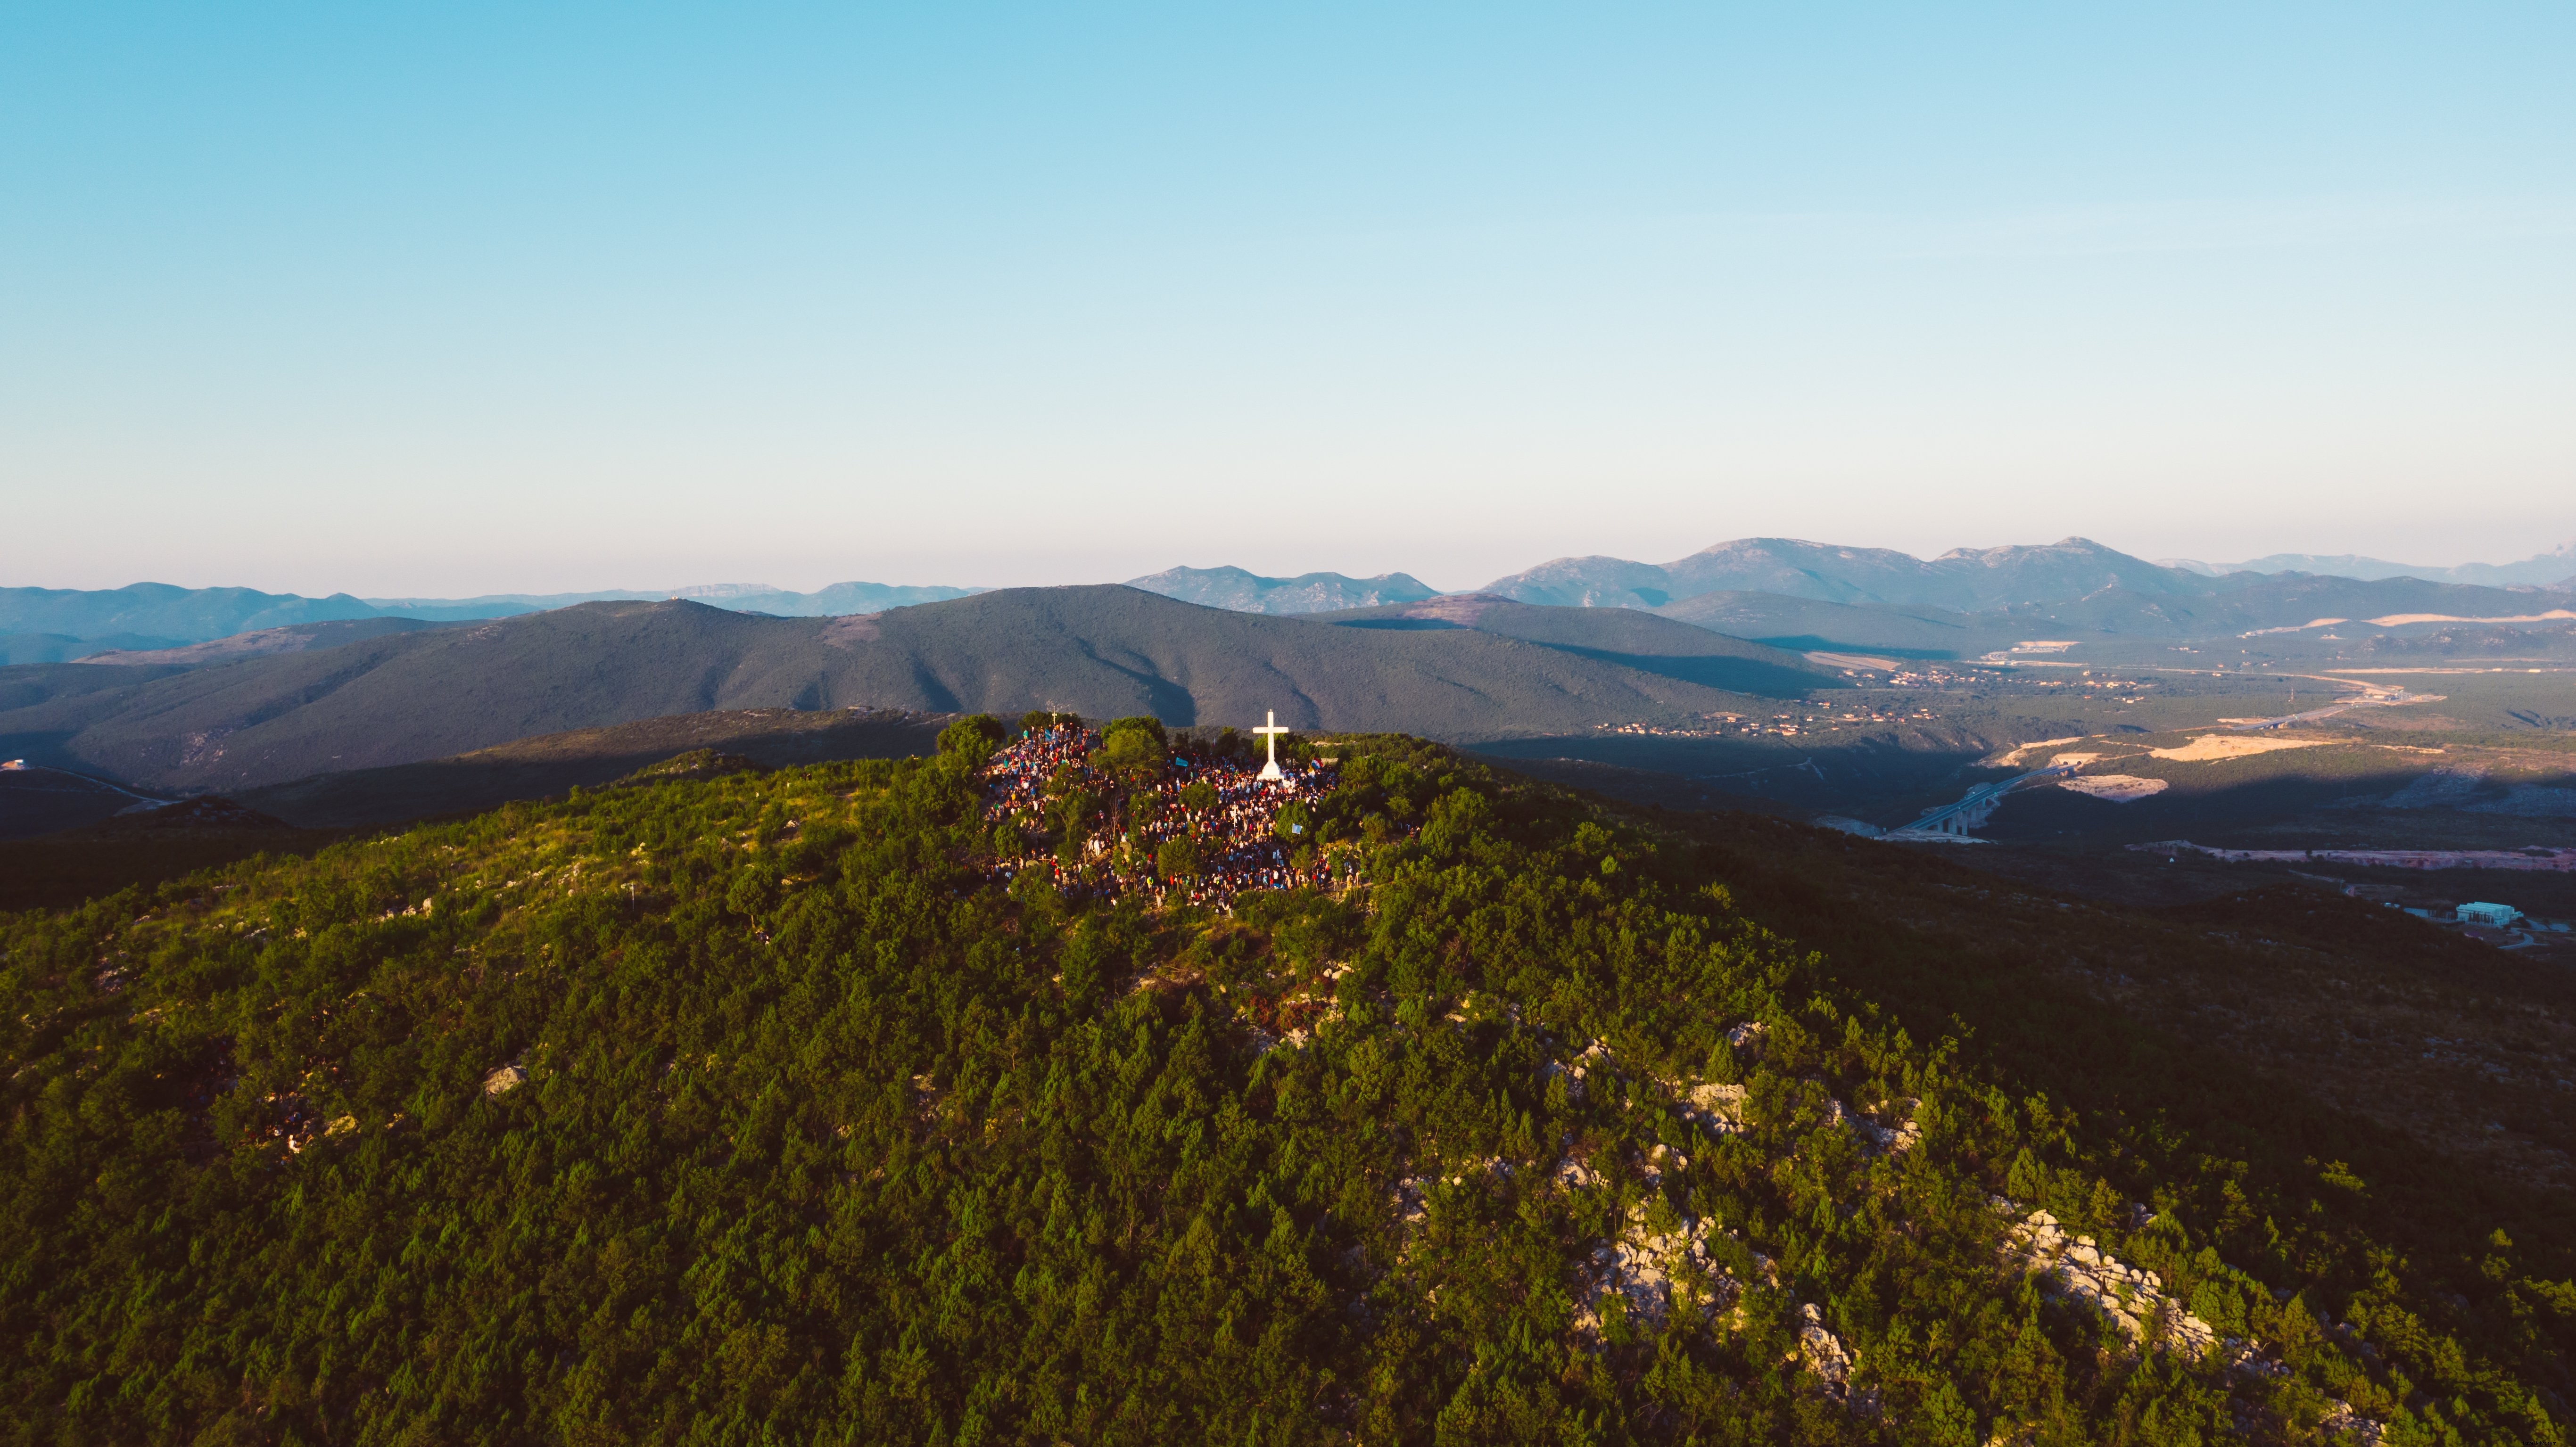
[4,4,2571,594]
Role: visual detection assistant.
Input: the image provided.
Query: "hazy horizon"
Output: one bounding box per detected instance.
[6,6,2571,595]
[8,530,2575,604]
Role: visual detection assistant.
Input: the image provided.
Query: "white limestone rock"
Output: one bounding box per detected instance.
[1571,1194,1735,1342]
[2320,1401,2384,1445]
[1856,1098,1923,1154]
[1681,1080,1749,1134]
[1798,1302,1857,1394]
[2000,1206,2219,1357]
[1392,1176,1429,1229]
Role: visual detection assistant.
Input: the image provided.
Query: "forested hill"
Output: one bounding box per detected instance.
[2,728,2568,1444]
[0,587,1802,793]
[1311,593,1836,696]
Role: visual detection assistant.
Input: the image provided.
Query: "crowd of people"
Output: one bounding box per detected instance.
[979,721,1098,820]
[977,722,1344,912]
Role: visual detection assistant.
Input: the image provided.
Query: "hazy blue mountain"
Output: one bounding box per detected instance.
[726,581,988,615]
[1651,574,2576,661]
[1463,555,1683,608]
[0,584,384,646]
[0,586,1771,793]
[2161,541,2576,589]
[1123,566,1441,614]
[0,580,989,645]
[1919,537,2229,606]
[0,632,189,666]
[363,581,986,620]
[1657,539,1957,606]
[1971,572,2576,639]
[1483,536,2228,611]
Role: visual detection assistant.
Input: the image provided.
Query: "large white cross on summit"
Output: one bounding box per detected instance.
[1252,710,1290,782]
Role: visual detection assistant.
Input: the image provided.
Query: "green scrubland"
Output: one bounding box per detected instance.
[1,729,2568,1445]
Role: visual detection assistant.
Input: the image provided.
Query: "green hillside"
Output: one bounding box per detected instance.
[3,730,2566,1444]
[234,707,956,829]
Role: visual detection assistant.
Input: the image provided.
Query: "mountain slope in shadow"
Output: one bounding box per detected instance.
[0,586,1786,793]
[1310,593,1846,694]
[234,707,955,828]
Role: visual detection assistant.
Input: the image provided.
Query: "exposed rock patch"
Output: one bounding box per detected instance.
[2001,1204,2217,1356]
[1797,1303,1857,1395]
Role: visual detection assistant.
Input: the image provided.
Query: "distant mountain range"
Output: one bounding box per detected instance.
[1477,536,2237,611]
[1309,593,1838,697]
[0,584,387,650]
[1123,566,1439,613]
[1646,573,2576,667]
[2160,541,2576,589]
[0,588,1806,794]
[17,537,2571,657]
[8,572,2574,817]
[1142,536,2576,619]
[0,580,987,649]
[361,580,986,622]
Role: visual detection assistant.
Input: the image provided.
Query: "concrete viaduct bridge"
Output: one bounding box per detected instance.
[1889,761,2083,839]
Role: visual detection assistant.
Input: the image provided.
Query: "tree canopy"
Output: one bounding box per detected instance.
[0,736,2566,1444]
[935,712,1008,762]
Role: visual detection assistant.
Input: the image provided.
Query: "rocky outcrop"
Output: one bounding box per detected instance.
[1572,1194,1737,1340]
[2320,1401,2385,1445]
[2000,1204,2217,1356]
[1680,1080,1747,1133]
[1857,1098,1922,1155]
[1797,1303,1857,1395]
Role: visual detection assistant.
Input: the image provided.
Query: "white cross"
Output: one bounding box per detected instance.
[1252,709,1290,781]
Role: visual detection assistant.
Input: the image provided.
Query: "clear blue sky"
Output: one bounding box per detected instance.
[4,4,2571,595]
